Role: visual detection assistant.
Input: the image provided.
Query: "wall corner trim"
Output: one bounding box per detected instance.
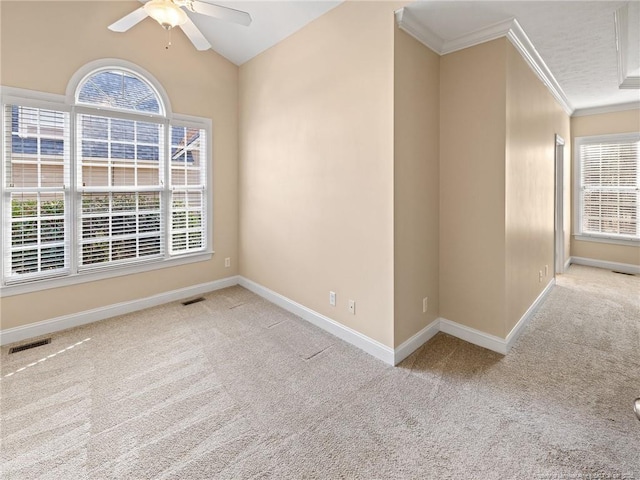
[569,257,640,275]
[0,276,240,346]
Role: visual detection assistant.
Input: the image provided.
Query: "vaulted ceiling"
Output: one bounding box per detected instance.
[119,1,640,113]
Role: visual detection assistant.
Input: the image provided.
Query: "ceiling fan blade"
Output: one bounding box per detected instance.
[108,7,149,32]
[179,17,212,51]
[190,1,252,26]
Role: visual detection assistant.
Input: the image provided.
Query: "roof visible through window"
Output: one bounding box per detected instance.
[77,70,162,115]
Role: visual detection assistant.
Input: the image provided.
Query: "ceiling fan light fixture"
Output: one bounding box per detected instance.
[144,0,188,30]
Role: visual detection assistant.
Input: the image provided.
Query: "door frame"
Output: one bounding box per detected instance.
[554,134,565,275]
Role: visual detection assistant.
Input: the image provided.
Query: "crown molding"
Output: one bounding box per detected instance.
[571,101,640,117]
[505,19,573,116]
[395,8,443,54]
[394,9,574,116]
[440,18,514,55]
[614,5,640,89]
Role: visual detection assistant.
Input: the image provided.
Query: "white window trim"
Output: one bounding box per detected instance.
[573,132,640,247]
[0,65,213,298]
[65,58,173,117]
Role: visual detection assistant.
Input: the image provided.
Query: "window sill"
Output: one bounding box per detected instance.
[573,234,640,247]
[0,251,213,298]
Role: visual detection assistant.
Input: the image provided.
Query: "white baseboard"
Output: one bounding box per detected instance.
[505,278,555,351]
[0,276,240,346]
[2,273,559,365]
[569,256,639,275]
[439,318,509,355]
[238,277,396,365]
[439,279,555,355]
[564,257,572,271]
[394,319,440,365]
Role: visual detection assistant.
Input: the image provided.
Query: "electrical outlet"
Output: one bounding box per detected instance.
[224,257,231,268]
[348,300,355,314]
[422,297,428,313]
[329,291,336,306]
[539,270,543,283]
[545,265,549,277]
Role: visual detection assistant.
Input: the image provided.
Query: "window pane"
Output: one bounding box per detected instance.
[80,192,163,268]
[8,192,67,278]
[77,70,162,114]
[580,139,639,239]
[79,115,162,188]
[170,189,205,254]
[6,106,68,189]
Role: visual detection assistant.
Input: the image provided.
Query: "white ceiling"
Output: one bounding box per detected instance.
[183,0,342,65]
[402,1,640,111]
[130,0,639,112]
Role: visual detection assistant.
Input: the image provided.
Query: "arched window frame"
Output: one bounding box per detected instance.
[0,59,212,296]
[66,59,172,118]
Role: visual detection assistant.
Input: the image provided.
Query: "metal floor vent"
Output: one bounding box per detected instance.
[182,297,206,306]
[9,338,51,354]
[613,271,635,276]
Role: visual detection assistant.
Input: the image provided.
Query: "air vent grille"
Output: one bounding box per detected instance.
[9,338,52,354]
[182,297,206,306]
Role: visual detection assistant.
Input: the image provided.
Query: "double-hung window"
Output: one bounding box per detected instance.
[1,64,211,291]
[3,105,70,282]
[574,133,639,244]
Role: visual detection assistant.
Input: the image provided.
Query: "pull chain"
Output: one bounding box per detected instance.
[166,27,172,50]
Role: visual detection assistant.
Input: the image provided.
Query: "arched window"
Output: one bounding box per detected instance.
[76,69,163,115]
[2,61,210,288]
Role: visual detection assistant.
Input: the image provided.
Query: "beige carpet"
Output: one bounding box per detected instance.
[1,265,639,479]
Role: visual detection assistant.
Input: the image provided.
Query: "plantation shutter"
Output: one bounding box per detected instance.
[3,104,71,282]
[580,140,639,238]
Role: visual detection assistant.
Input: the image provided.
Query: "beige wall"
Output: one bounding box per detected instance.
[0,1,238,329]
[393,26,440,347]
[570,109,640,266]
[239,2,403,347]
[439,38,507,337]
[440,38,570,339]
[505,42,570,333]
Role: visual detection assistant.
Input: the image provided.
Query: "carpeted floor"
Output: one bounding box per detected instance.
[1,265,638,479]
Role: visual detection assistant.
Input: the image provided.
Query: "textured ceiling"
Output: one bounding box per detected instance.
[404,1,640,110]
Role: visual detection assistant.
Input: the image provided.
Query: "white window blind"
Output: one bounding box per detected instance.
[77,113,165,269]
[1,65,211,290]
[578,137,639,240]
[170,125,206,254]
[3,105,70,282]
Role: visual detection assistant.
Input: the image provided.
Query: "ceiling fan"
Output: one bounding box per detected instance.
[108,0,252,51]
